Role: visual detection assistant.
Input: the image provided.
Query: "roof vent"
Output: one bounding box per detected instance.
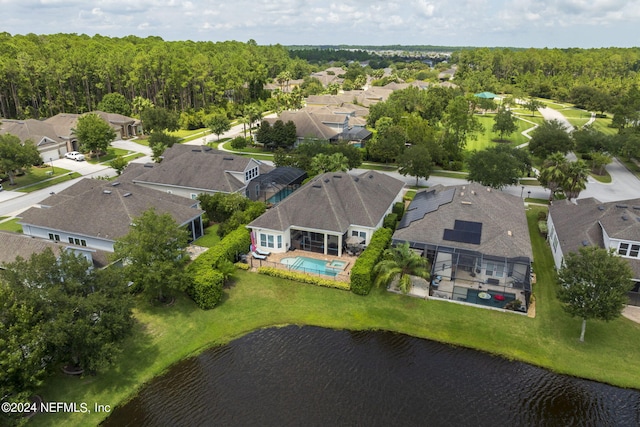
[471,191,476,195]
[616,204,628,209]
[487,188,491,192]
[622,215,628,221]
[203,146,212,151]
[354,177,359,182]
[191,149,202,152]
[461,201,472,205]
[111,181,120,186]
[223,157,234,161]
[123,192,132,197]
[582,240,589,246]
[598,206,605,211]
[333,175,342,178]
[103,190,111,194]
[144,163,154,168]
[460,192,464,197]
[507,230,512,237]
[312,184,322,188]
[324,178,330,183]
[633,206,640,210]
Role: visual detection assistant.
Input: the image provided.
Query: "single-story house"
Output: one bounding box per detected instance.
[18,178,204,252]
[124,145,273,200]
[548,198,640,306]
[0,230,109,269]
[247,170,405,257]
[0,119,69,162]
[393,183,533,311]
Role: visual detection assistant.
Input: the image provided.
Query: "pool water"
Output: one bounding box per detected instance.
[281,256,345,277]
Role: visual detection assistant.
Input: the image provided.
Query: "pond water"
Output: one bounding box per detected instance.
[104,326,640,426]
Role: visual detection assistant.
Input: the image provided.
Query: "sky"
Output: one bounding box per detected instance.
[2,0,640,48]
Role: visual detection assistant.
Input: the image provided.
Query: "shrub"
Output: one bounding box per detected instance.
[449,161,464,171]
[383,213,398,230]
[257,267,350,291]
[189,268,224,309]
[235,262,250,270]
[197,225,251,267]
[350,227,393,295]
[392,201,405,218]
[230,136,249,150]
[537,211,547,221]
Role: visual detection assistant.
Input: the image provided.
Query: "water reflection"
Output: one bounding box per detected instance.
[104,326,640,426]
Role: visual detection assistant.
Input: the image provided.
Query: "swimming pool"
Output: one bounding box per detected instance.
[281,256,346,277]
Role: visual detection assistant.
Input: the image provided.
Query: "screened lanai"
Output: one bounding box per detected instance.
[245,167,307,204]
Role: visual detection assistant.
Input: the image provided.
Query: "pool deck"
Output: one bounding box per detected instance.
[248,250,355,282]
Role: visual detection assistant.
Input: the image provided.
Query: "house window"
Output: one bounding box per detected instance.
[260,233,267,247]
[81,240,86,247]
[267,235,274,248]
[619,243,629,256]
[631,244,640,258]
[190,193,198,200]
[74,238,81,245]
[69,237,74,244]
[351,231,366,239]
[49,233,60,241]
[245,167,259,182]
[277,235,282,249]
[552,235,558,251]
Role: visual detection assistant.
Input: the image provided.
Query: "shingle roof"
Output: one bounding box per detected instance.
[129,145,272,193]
[248,171,404,233]
[550,198,640,278]
[269,111,340,140]
[0,231,109,268]
[393,182,533,259]
[19,178,203,243]
[0,119,64,146]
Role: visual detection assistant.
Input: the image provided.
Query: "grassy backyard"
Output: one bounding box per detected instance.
[31,207,640,427]
[0,218,23,233]
[193,224,221,248]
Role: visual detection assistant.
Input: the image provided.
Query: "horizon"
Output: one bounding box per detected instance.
[3,0,640,49]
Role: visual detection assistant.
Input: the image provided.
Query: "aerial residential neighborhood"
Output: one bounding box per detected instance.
[1,32,640,426]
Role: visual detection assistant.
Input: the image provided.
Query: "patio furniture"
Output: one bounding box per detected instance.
[494,294,505,301]
[478,292,491,300]
[255,248,271,256]
[251,251,267,260]
[453,287,468,301]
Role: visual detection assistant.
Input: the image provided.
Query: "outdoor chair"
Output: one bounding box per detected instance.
[255,248,271,256]
[251,251,267,260]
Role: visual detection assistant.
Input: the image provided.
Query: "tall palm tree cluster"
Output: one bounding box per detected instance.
[373,242,430,294]
[538,152,590,202]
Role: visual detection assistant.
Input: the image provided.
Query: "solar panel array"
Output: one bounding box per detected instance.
[397,188,455,229]
[443,220,483,245]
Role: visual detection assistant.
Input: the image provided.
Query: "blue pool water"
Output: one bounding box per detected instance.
[281,256,345,277]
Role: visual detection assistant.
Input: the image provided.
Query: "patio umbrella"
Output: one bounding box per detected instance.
[346,235,365,245]
[474,91,497,99]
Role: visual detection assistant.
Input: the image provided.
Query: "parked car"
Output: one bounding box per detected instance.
[65,151,85,161]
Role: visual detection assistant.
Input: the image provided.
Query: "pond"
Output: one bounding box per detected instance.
[104,326,640,426]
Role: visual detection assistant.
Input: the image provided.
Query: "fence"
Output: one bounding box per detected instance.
[248,257,350,283]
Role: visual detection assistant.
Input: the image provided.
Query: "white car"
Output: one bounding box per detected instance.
[65,151,85,161]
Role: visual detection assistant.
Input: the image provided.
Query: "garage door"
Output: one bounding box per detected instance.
[40,148,60,162]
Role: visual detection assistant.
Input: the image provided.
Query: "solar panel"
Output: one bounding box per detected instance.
[397,188,455,229]
[443,219,482,245]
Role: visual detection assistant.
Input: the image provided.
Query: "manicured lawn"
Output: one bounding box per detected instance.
[86,148,129,164]
[6,165,72,189]
[431,169,469,179]
[468,115,531,151]
[193,224,221,248]
[590,171,612,183]
[589,117,618,135]
[219,141,271,154]
[18,172,82,193]
[31,207,640,427]
[169,128,209,139]
[0,218,22,233]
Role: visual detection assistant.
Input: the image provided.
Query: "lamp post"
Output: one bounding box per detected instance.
[50,157,55,174]
[520,186,525,198]
[527,190,531,200]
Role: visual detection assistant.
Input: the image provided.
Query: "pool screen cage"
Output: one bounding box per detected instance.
[245,167,307,204]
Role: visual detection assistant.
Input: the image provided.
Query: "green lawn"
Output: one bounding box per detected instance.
[468,115,532,151]
[30,207,640,427]
[18,172,82,193]
[87,148,129,164]
[0,218,22,233]
[193,224,221,248]
[6,165,72,189]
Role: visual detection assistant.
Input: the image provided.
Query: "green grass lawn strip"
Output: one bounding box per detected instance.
[0,218,23,233]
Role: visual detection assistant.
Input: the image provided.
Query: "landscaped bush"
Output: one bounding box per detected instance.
[235,262,250,270]
[537,211,547,221]
[350,227,393,295]
[188,268,224,309]
[383,213,398,230]
[197,225,251,267]
[229,136,249,150]
[257,266,350,291]
[392,201,405,218]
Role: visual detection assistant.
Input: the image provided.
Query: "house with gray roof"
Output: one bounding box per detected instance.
[18,178,204,252]
[247,171,405,257]
[548,198,640,306]
[0,230,109,269]
[125,144,273,200]
[0,118,69,162]
[393,183,533,311]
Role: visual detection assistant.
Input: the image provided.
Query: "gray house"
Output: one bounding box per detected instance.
[125,145,273,200]
[393,183,533,311]
[19,178,204,252]
[248,171,405,257]
[548,198,640,306]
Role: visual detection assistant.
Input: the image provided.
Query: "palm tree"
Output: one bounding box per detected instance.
[373,242,430,294]
[538,152,568,202]
[564,159,590,200]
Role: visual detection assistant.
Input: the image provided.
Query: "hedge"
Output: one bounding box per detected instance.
[185,225,251,309]
[257,266,350,291]
[188,269,224,309]
[383,213,398,230]
[392,201,405,218]
[350,227,393,295]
